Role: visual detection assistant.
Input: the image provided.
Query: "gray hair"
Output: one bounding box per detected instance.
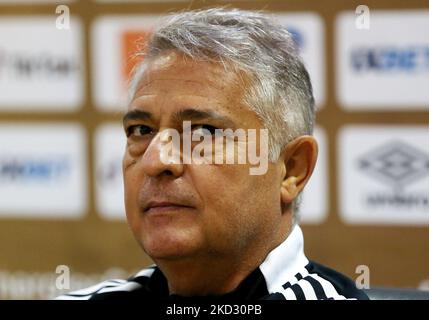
[128,7,315,223]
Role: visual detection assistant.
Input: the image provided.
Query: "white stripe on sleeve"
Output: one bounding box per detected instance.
[97,281,142,294]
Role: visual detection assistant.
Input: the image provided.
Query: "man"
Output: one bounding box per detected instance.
[59,7,368,300]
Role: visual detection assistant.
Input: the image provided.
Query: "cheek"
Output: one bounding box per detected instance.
[123,143,145,168]
[122,149,135,174]
[191,165,260,227]
[192,164,281,226]
[127,141,149,158]
[123,163,142,228]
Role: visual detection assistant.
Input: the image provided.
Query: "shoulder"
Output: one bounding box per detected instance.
[305,260,369,299]
[302,261,369,300]
[55,266,157,300]
[266,261,369,300]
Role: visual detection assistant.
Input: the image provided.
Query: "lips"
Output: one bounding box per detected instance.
[138,181,198,215]
[143,201,194,213]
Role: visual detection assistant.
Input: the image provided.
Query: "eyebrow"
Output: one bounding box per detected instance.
[122,110,152,127]
[122,108,236,128]
[172,108,235,128]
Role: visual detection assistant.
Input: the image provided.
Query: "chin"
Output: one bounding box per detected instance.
[140,231,200,260]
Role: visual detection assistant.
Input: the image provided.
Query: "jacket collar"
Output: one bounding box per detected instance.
[259,225,308,293]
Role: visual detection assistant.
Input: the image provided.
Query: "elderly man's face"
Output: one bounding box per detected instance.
[123,52,285,261]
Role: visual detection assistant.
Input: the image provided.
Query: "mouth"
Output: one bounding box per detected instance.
[143,201,195,214]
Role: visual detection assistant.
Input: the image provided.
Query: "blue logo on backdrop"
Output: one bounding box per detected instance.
[0,48,79,80]
[351,46,429,72]
[0,157,70,182]
[287,27,304,50]
[98,158,122,186]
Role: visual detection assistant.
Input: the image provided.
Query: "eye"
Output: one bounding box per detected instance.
[126,125,154,137]
[191,124,218,136]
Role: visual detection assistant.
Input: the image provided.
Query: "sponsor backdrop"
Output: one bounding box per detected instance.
[0,0,428,299]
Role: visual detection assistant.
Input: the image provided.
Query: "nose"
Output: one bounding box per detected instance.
[140,129,184,178]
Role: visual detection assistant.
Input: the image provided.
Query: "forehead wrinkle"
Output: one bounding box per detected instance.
[129,94,226,114]
[133,58,237,99]
[134,77,226,98]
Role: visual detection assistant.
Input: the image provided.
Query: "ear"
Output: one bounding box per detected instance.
[280,135,318,206]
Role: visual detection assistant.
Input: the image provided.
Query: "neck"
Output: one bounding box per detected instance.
[158,256,253,296]
[155,221,292,296]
